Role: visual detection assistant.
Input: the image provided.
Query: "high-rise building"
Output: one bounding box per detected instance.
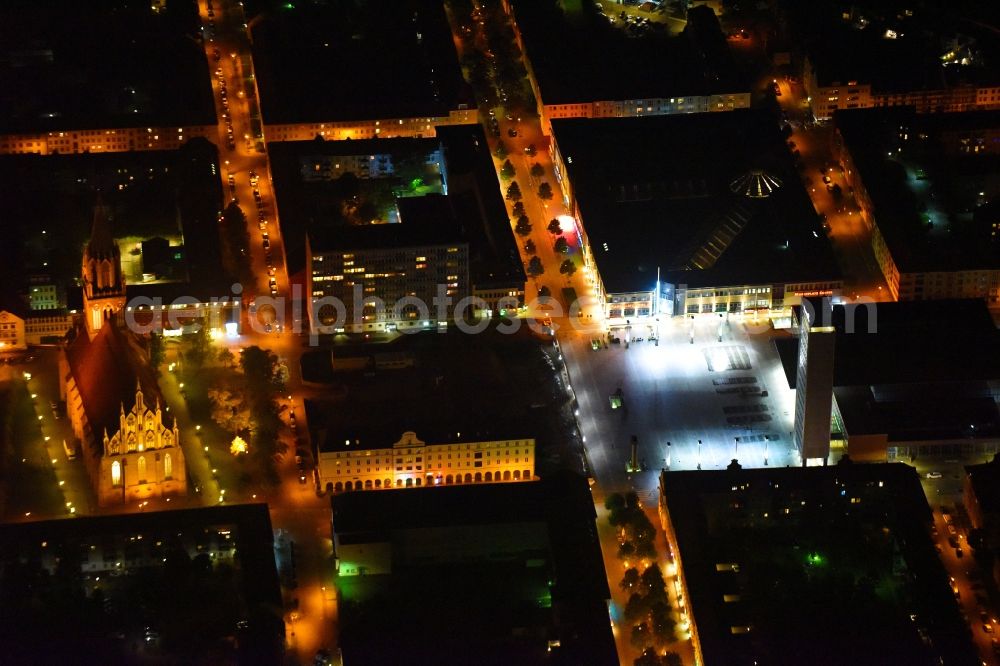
[306,200,470,333]
[792,298,836,461]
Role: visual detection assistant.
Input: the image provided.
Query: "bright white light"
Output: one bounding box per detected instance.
[225,322,239,338]
[558,214,576,233]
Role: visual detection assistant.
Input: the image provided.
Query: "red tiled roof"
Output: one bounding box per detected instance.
[64,323,170,453]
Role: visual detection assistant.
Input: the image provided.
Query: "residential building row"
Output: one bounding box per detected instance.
[804,64,1000,120]
[0,125,218,156]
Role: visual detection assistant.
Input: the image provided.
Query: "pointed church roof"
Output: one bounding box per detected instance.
[87,196,118,260]
[64,322,172,456]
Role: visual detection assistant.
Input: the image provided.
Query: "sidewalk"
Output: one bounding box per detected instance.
[592,488,697,666]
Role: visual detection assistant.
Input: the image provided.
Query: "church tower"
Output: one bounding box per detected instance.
[82,198,126,339]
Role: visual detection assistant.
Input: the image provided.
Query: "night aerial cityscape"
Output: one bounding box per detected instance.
[0,0,999,664]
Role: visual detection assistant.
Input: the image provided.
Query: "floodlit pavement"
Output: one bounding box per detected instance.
[562,313,802,496]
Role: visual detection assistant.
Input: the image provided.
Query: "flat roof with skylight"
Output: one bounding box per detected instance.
[552,110,840,295]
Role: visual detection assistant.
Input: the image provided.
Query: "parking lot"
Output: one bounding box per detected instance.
[562,313,804,498]
[594,0,687,34]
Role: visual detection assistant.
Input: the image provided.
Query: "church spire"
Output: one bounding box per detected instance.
[88,195,116,260]
[81,192,126,340]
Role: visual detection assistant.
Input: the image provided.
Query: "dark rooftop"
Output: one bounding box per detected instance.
[966,455,1000,516]
[785,0,1000,92]
[272,136,441,159]
[0,504,283,663]
[510,0,746,105]
[552,111,840,293]
[436,124,526,292]
[268,136,449,276]
[0,141,229,301]
[833,385,1000,441]
[305,327,565,457]
[249,0,472,124]
[332,471,617,666]
[0,0,214,133]
[777,299,1000,388]
[835,106,1000,274]
[775,299,1000,441]
[308,197,466,254]
[334,473,555,535]
[660,463,977,666]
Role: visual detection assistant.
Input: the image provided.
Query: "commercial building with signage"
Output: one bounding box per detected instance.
[549,111,841,331]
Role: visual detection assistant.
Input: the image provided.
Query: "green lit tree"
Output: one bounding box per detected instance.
[500,159,515,179]
[495,140,508,159]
